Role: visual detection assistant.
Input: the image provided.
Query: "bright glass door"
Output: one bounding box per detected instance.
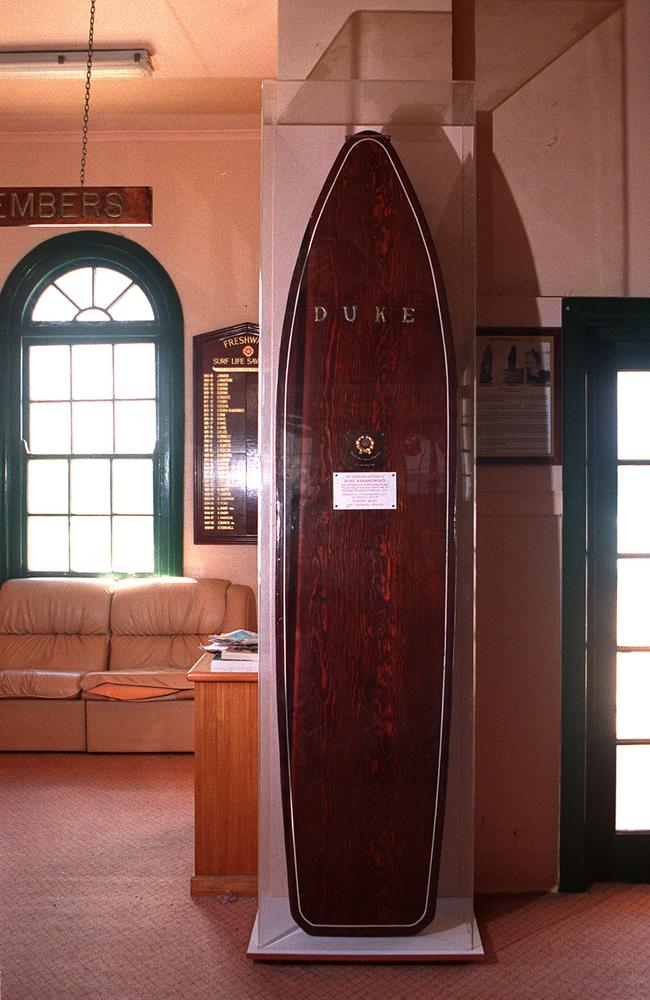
[586,348,650,882]
[616,372,650,834]
[560,298,650,890]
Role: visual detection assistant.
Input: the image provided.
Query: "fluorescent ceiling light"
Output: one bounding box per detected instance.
[0,49,153,79]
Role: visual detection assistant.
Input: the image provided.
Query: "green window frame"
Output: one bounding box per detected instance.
[0,231,184,581]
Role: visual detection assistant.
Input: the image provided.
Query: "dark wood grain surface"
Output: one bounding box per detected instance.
[276,132,456,936]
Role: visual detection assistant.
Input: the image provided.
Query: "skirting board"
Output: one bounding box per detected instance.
[248,896,484,962]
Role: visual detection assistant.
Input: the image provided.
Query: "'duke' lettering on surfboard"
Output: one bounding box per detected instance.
[276,131,457,937]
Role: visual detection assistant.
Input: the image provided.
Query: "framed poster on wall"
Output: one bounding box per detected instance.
[193,322,259,543]
[476,328,561,463]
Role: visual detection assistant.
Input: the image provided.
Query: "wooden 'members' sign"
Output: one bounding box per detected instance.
[193,323,259,544]
[0,187,152,227]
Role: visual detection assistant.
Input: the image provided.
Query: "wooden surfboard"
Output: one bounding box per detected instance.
[276,131,456,937]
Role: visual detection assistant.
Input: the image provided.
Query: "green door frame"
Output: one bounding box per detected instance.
[560,296,650,891]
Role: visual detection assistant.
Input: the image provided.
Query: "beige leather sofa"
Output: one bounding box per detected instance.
[0,576,256,753]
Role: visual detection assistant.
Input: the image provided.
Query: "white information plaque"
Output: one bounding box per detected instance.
[333,472,397,510]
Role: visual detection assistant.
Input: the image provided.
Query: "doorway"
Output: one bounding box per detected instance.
[561,298,650,889]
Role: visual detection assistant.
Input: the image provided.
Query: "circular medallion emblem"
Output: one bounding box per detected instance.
[354,434,376,457]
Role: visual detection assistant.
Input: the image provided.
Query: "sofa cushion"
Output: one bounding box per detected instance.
[0,634,109,673]
[109,578,230,671]
[0,578,112,634]
[0,578,112,673]
[83,685,193,702]
[0,670,82,699]
[111,577,228,636]
[109,635,207,671]
[82,669,194,702]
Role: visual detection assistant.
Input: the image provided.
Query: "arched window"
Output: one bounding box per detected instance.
[0,232,183,580]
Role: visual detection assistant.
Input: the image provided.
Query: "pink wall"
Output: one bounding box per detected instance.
[625,0,650,296]
[475,465,562,891]
[1,0,648,893]
[0,130,260,592]
[472,0,649,890]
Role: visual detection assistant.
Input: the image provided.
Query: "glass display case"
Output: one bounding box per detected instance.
[251,77,479,960]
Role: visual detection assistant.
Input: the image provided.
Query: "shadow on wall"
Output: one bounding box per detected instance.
[471,0,626,304]
[477,109,540,307]
[386,112,474,342]
[308,11,453,82]
[384,108,542,330]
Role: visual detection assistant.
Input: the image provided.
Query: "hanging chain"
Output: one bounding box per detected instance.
[79,0,96,187]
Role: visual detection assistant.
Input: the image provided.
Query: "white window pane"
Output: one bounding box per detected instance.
[71,344,113,400]
[94,267,132,309]
[54,267,93,309]
[76,307,110,323]
[616,745,650,831]
[109,283,154,321]
[114,343,156,399]
[617,560,650,646]
[72,401,114,454]
[114,401,156,454]
[70,459,111,514]
[28,459,69,514]
[27,516,69,572]
[31,285,78,322]
[112,459,153,514]
[618,372,650,460]
[113,516,154,573]
[29,402,71,454]
[70,516,112,572]
[29,345,70,401]
[617,653,650,739]
[618,466,650,554]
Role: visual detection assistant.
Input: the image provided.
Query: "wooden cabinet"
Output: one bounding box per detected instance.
[188,653,258,896]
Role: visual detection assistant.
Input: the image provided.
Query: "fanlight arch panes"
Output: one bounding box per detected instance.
[31,265,154,322]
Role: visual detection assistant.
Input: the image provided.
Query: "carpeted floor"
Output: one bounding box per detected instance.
[0,753,649,1000]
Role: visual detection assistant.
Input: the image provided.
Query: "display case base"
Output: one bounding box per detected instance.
[247,896,484,962]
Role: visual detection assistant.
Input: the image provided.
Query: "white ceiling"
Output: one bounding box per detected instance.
[0,0,277,131]
[0,1,623,131]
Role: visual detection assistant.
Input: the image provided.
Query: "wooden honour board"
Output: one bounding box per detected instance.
[193,323,259,544]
